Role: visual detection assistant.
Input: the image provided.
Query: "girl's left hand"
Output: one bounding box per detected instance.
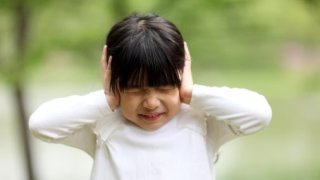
[180,42,193,104]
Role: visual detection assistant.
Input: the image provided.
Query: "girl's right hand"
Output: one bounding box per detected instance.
[179,42,193,104]
[101,45,119,111]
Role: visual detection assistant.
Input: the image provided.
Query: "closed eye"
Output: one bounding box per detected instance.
[123,88,146,94]
[157,86,176,93]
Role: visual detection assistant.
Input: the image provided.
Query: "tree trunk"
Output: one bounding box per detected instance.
[14,0,36,179]
[14,83,35,180]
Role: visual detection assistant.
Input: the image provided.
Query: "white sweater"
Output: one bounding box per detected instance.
[29,84,272,180]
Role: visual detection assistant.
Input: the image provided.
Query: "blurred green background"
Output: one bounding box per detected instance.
[1,0,320,179]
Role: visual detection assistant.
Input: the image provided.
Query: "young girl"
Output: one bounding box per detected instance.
[29,14,272,180]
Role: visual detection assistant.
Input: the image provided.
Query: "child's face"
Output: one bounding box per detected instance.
[119,85,181,131]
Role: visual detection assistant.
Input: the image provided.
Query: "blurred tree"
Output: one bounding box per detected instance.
[1,0,320,179]
[0,0,130,179]
[303,0,320,24]
[0,0,36,179]
[110,0,129,20]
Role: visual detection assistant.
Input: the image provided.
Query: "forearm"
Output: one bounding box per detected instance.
[190,84,272,135]
[29,90,111,141]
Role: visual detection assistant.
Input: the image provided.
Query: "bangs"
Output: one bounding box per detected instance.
[121,65,181,90]
[114,32,182,91]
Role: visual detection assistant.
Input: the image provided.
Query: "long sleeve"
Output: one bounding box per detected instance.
[29,90,112,157]
[190,84,272,148]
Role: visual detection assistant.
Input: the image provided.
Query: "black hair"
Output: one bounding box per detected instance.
[105,13,185,92]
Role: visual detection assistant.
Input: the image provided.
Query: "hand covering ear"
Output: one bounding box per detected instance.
[101,45,119,111]
[179,42,193,104]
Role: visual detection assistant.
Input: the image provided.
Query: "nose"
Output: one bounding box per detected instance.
[142,93,160,110]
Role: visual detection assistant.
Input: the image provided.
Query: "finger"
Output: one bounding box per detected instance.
[106,56,112,72]
[183,42,192,75]
[180,42,193,104]
[101,45,107,73]
[104,56,113,92]
[184,42,191,62]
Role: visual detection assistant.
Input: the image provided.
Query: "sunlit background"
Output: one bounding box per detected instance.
[1,0,320,179]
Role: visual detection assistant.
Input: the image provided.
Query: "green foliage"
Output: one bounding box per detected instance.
[1,1,320,179]
[0,0,11,9]
[302,71,320,92]
[1,0,320,80]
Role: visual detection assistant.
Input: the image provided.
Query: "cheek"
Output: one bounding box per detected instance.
[166,93,181,109]
[119,95,139,114]
[172,90,181,102]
